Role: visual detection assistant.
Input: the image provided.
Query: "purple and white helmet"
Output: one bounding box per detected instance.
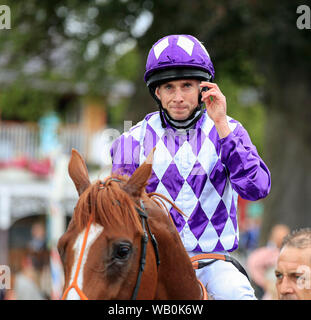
[144,34,215,87]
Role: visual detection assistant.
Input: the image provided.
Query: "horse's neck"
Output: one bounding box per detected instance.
[147,209,202,299]
[157,237,202,299]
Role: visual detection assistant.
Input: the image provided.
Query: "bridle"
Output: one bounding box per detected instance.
[61,211,94,300]
[61,178,160,300]
[131,197,161,299]
[61,178,213,300]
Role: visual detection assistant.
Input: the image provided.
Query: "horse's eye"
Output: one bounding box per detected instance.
[114,242,132,260]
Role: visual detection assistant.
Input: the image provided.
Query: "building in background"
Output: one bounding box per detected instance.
[0,94,113,299]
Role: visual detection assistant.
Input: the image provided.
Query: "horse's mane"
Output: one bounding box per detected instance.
[73,174,144,234]
[73,171,187,234]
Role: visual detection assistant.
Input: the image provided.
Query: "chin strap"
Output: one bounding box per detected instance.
[160,104,204,130]
[149,86,205,130]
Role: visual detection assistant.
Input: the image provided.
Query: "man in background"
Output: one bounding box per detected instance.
[275,228,311,300]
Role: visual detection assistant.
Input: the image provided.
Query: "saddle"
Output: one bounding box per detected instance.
[190,253,250,299]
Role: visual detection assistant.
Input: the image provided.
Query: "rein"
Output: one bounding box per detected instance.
[190,253,250,280]
[131,199,160,300]
[61,178,160,300]
[62,179,233,300]
[147,193,249,299]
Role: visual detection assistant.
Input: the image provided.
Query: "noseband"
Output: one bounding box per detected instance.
[61,178,160,300]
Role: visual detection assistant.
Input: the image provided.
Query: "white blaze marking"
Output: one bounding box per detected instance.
[66,223,104,300]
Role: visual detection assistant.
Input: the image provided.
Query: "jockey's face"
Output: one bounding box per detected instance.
[275,246,311,300]
[155,79,200,121]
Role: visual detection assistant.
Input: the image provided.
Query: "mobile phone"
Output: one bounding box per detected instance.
[201,86,209,92]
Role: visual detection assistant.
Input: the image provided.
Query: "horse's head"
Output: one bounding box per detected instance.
[58,149,203,300]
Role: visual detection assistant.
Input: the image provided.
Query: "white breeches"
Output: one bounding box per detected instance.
[188,252,256,300]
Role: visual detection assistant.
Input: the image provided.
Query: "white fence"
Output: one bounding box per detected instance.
[0,122,117,167]
[58,125,88,157]
[0,123,40,161]
[0,122,89,162]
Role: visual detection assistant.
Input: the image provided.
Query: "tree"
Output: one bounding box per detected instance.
[127,0,311,240]
[245,1,311,240]
[0,0,147,121]
[1,0,310,239]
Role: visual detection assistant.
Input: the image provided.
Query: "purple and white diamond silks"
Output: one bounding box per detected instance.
[110,111,271,253]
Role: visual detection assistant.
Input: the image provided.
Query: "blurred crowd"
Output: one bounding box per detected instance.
[243,224,290,299]
[237,201,311,300]
[1,222,52,300]
[1,203,311,300]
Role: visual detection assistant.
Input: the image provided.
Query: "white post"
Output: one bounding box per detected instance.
[47,152,68,299]
[0,187,11,266]
[48,153,68,246]
[0,187,11,230]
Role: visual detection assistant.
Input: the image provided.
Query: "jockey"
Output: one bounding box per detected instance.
[110,34,271,300]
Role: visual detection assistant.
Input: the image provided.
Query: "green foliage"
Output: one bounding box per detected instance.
[1,0,308,130]
[107,98,128,128]
[0,81,57,122]
[218,74,266,155]
[0,0,146,121]
[112,48,140,82]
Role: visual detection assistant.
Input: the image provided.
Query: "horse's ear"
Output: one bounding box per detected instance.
[68,149,91,196]
[123,148,155,198]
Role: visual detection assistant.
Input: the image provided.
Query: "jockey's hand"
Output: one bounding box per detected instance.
[200,82,231,138]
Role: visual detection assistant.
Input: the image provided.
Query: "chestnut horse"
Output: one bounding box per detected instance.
[58,149,206,300]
